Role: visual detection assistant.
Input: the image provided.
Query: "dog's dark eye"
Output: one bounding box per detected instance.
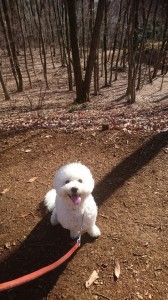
[78,179,82,183]
[65,180,70,184]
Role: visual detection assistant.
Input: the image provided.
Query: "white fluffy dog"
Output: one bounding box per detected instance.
[44,162,101,239]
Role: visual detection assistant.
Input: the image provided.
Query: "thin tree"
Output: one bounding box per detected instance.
[21,1,37,78]
[0,5,19,90]
[0,68,10,100]
[152,1,168,79]
[103,0,108,87]
[114,0,130,80]
[126,0,139,103]
[56,0,67,67]
[66,0,83,101]
[136,0,153,91]
[81,0,86,70]
[148,0,159,83]
[64,2,73,91]
[109,0,123,86]
[1,0,23,92]
[15,0,32,88]
[35,0,49,89]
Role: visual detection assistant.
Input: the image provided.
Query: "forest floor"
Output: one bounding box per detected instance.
[0,67,168,300]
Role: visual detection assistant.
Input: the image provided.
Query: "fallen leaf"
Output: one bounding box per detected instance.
[5,242,11,249]
[85,270,99,288]
[114,144,119,149]
[25,149,32,153]
[114,259,120,280]
[28,177,37,183]
[136,292,143,299]
[164,147,168,154]
[1,188,10,195]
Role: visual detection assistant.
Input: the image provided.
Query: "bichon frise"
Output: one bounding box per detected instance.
[44,162,101,239]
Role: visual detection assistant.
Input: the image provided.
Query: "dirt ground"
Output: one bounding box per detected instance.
[0,51,168,299]
[0,127,168,300]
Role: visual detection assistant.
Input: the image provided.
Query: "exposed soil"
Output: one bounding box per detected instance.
[0,51,168,299]
[0,128,168,300]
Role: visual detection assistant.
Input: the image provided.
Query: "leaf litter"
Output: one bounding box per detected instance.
[0,74,167,133]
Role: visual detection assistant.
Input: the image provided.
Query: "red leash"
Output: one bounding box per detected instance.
[0,240,80,292]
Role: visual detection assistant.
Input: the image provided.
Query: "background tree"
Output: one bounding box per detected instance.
[1,0,23,92]
[66,0,105,103]
[0,0,167,102]
[0,68,10,100]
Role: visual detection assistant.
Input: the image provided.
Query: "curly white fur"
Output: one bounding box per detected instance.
[44,162,101,239]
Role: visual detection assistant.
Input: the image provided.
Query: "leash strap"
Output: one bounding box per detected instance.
[0,241,80,292]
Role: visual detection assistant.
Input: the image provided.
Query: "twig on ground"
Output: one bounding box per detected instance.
[93,292,112,300]
[99,214,109,219]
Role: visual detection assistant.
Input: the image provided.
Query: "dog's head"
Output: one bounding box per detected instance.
[53,163,94,206]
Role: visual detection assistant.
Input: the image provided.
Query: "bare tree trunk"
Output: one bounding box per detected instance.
[0,6,19,90]
[100,47,104,77]
[66,0,84,101]
[0,68,10,100]
[16,0,32,88]
[121,36,127,69]
[56,1,67,67]
[64,2,73,91]
[48,0,56,60]
[148,0,159,83]
[109,0,123,85]
[103,0,108,86]
[35,0,49,89]
[152,2,168,79]
[136,0,153,90]
[66,0,105,103]
[161,42,168,75]
[81,0,86,70]
[1,0,23,92]
[51,0,63,66]
[126,0,139,103]
[89,0,98,95]
[21,1,37,78]
[82,0,105,100]
[94,51,99,95]
[114,0,130,80]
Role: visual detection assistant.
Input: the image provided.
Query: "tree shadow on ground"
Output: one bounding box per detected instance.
[94,131,167,206]
[0,128,42,156]
[153,94,168,103]
[0,130,167,300]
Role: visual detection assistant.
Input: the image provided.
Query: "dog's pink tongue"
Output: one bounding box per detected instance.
[71,195,81,205]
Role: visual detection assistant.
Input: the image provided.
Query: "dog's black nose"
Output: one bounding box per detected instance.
[71,187,78,194]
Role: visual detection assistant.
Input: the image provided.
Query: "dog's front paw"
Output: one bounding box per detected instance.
[88,225,101,238]
[70,230,80,239]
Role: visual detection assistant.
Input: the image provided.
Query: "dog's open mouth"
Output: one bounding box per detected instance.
[68,194,81,205]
